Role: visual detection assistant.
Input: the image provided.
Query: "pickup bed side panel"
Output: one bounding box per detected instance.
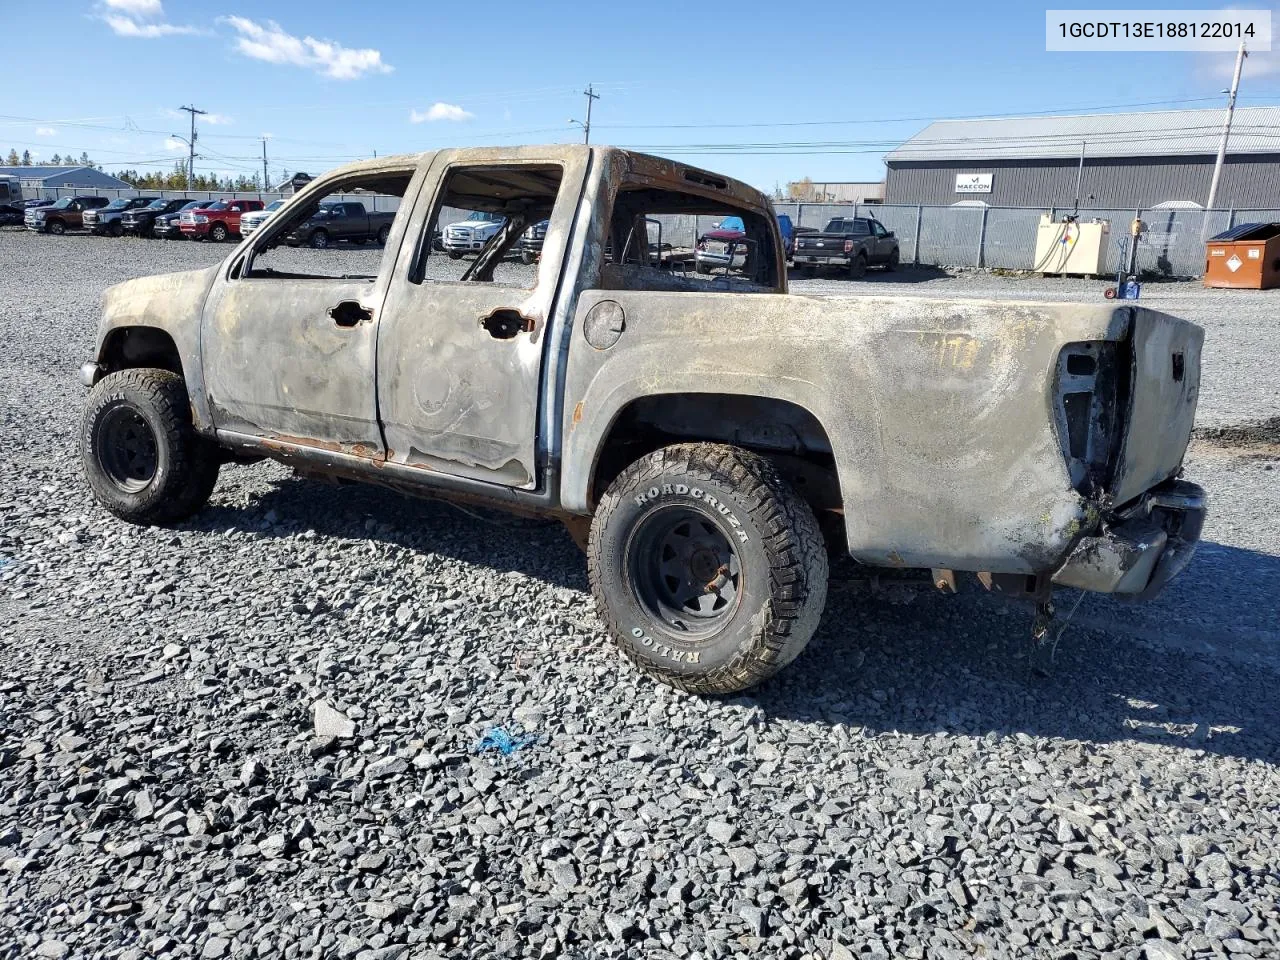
[561,293,1132,574]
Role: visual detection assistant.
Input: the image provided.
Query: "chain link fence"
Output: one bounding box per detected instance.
[18,184,1277,277]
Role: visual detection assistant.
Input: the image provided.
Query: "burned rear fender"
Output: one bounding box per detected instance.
[94,266,220,430]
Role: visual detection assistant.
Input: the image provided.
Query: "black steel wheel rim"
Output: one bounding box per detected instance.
[96,404,158,493]
[627,506,743,637]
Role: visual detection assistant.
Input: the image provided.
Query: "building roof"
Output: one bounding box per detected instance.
[886,107,1280,163]
[0,165,94,179]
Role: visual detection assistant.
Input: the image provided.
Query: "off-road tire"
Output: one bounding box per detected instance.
[520,250,535,265]
[588,443,828,695]
[80,368,221,525]
[209,223,229,243]
[849,253,867,279]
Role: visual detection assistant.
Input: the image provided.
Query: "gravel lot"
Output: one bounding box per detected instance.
[2,232,1278,960]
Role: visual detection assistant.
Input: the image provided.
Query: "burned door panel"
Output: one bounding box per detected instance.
[374,152,589,489]
[201,279,384,454]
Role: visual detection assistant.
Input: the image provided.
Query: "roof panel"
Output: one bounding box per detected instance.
[886,107,1280,162]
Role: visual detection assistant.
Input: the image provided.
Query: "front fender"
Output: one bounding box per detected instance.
[95,266,220,429]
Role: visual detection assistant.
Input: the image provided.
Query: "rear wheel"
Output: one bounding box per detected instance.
[209,223,229,243]
[849,253,867,279]
[520,250,535,265]
[376,224,391,245]
[588,443,828,695]
[80,369,221,525]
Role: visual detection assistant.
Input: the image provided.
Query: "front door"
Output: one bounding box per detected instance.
[200,168,419,458]
[374,151,587,489]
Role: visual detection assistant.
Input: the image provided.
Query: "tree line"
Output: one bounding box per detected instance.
[4,149,285,192]
[5,149,97,167]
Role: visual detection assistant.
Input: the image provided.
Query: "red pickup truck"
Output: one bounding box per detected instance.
[180,199,265,242]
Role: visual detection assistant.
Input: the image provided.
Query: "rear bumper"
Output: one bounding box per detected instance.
[793,253,851,266]
[1052,479,1205,601]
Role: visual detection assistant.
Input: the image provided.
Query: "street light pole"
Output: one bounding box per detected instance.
[1206,41,1247,213]
[178,104,207,189]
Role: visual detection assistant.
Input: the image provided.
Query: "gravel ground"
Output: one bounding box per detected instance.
[2,232,1278,960]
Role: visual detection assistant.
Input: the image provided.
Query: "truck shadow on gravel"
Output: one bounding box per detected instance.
[195,474,1280,766]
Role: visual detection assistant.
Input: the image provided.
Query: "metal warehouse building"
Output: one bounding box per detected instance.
[0,165,133,194]
[884,107,1280,209]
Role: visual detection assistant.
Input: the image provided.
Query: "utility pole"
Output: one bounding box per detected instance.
[581,84,600,144]
[178,104,206,189]
[1206,41,1247,213]
[260,137,270,191]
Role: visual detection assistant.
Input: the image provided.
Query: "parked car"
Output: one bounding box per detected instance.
[26,196,109,234]
[180,199,265,242]
[84,197,159,237]
[76,145,1206,696]
[698,214,802,273]
[0,204,24,227]
[238,199,287,239]
[120,198,193,238]
[152,200,204,239]
[792,216,899,277]
[283,200,395,249]
[442,210,505,258]
[517,219,549,264]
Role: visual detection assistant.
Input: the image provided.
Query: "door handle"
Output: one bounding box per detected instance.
[329,300,372,327]
[480,309,533,340]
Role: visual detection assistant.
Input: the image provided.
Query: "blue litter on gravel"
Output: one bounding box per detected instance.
[474,727,539,756]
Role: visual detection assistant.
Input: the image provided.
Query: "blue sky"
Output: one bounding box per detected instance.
[6,1,1280,191]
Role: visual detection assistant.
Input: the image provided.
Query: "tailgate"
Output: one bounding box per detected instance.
[1111,308,1203,506]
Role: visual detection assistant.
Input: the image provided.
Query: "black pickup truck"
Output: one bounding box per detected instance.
[285,200,395,249]
[792,216,899,277]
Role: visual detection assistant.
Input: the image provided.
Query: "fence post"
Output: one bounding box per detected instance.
[1227,207,1235,229]
[797,202,804,227]
[976,206,989,268]
[912,205,923,266]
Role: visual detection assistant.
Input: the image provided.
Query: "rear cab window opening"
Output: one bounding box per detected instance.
[599,182,782,294]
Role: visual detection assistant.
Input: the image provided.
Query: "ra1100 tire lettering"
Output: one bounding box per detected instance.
[630,627,701,664]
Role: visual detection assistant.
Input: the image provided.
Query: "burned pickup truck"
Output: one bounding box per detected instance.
[77,146,1205,694]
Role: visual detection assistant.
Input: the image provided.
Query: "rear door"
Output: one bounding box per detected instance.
[374,150,588,488]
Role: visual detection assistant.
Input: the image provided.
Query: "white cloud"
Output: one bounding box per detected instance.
[103,14,197,37]
[164,137,188,152]
[410,102,474,123]
[35,127,57,137]
[104,0,164,14]
[204,113,234,125]
[221,16,392,80]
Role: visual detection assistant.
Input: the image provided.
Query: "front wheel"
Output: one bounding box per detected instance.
[447,250,463,260]
[885,248,900,271]
[47,220,66,236]
[588,443,828,695]
[209,223,229,243]
[109,221,124,238]
[520,250,535,265]
[80,369,221,525]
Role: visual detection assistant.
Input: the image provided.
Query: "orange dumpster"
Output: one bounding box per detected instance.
[1204,223,1280,289]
